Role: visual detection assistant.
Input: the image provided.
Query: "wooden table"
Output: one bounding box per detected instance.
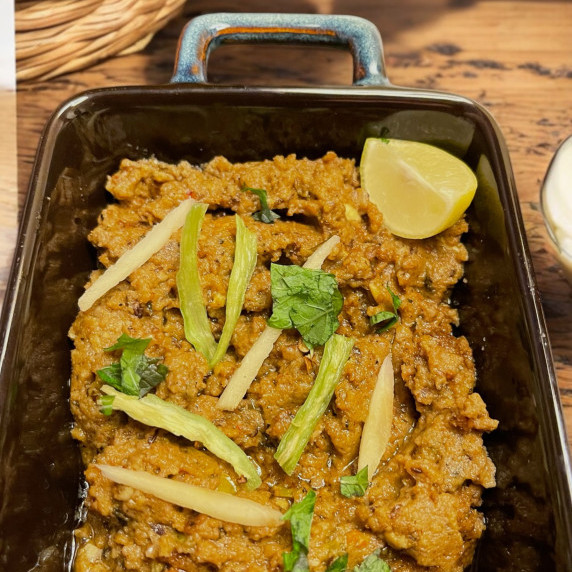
[10,0,572,447]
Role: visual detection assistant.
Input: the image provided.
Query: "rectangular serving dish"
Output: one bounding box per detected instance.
[1,13,571,572]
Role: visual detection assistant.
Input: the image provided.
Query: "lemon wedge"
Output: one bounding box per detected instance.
[360,138,477,239]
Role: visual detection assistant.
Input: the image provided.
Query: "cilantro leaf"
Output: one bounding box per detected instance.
[340,465,369,498]
[97,362,122,387]
[97,334,168,398]
[242,186,280,224]
[282,490,316,572]
[268,264,343,347]
[118,352,147,395]
[370,311,398,330]
[290,288,343,348]
[387,287,401,311]
[138,359,169,395]
[324,549,391,572]
[379,127,391,144]
[326,554,349,571]
[105,333,151,353]
[370,286,401,332]
[352,550,391,572]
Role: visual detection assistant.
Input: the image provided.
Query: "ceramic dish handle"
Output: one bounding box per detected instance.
[172,13,389,86]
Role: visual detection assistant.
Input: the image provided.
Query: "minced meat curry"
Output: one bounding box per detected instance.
[69,152,498,572]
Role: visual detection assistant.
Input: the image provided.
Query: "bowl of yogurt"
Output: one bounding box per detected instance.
[540,135,572,284]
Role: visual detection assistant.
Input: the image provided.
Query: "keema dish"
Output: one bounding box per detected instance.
[69,148,497,571]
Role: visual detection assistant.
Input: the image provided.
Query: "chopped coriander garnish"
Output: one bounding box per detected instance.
[387,287,401,311]
[379,127,390,144]
[280,494,390,572]
[370,286,401,332]
[242,186,280,224]
[268,264,343,348]
[96,334,168,397]
[340,465,369,498]
[96,362,123,389]
[105,334,150,354]
[352,550,391,571]
[282,490,316,572]
[370,311,398,330]
[326,554,349,571]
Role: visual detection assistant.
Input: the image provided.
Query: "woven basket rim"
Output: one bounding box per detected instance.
[16,0,186,81]
[16,0,101,32]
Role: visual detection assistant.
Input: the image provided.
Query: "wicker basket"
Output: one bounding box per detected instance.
[16,0,187,82]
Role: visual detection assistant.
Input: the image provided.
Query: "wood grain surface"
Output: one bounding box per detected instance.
[9,0,572,447]
[0,91,17,308]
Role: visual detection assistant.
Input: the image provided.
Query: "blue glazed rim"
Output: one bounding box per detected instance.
[172,13,390,86]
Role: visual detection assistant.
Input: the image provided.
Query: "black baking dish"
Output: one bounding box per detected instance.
[1,13,571,572]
